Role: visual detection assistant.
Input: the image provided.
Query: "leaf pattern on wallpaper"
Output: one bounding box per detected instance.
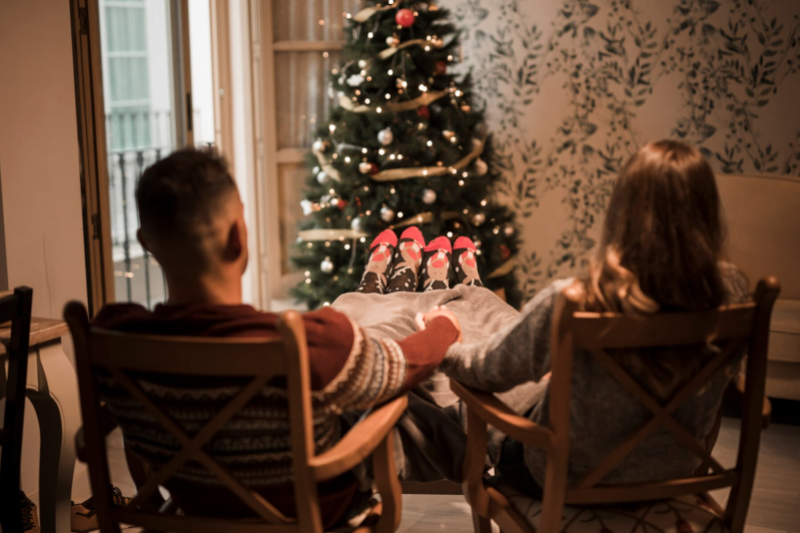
[441,0,800,298]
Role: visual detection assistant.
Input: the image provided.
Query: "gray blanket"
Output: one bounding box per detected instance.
[333,286,520,483]
[332,285,519,344]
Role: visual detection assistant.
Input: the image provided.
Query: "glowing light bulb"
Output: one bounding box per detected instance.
[397,154,403,160]
[379,148,386,155]
[362,148,368,153]
[365,98,371,104]
[345,243,351,250]
[344,156,351,163]
[388,69,393,75]
[426,140,433,147]
[329,124,336,132]
[397,211,404,218]
[376,107,382,113]
[480,199,488,206]
[318,19,325,25]
[368,32,374,38]
[385,93,391,99]
[323,51,329,58]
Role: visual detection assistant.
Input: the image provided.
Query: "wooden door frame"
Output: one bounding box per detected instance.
[255,0,346,304]
[71,0,197,314]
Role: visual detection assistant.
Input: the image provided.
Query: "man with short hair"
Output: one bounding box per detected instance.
[93,148,463,527]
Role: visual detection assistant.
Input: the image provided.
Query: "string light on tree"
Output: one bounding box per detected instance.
[422,188,437,204]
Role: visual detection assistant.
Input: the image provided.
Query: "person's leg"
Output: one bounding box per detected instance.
[392,388,467,482]
[357,230,397,294]
[387,227,425,293]
[453,237,484,288]
[419,237,453,291]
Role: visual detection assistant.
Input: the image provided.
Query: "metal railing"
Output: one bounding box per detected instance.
[105,109,213,309]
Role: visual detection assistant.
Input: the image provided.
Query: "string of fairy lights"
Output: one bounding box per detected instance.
[298,1,517,301]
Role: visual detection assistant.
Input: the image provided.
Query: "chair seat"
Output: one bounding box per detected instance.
[495,484,728,533]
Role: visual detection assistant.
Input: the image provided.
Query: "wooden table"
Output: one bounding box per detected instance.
[0,317,80,533]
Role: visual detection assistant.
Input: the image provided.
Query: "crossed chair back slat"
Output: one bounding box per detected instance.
[64,303,327,533]
[534,278,781,533]
[0,287,33,533]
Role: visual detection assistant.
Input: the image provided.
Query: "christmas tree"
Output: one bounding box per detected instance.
[291,0,522,309]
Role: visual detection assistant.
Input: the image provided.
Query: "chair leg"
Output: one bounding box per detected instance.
[471,509,492,533]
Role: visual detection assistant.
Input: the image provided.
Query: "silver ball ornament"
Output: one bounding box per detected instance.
[300,199,313,216]
[312,138,328,152]
[320,257,335,274]
[351,217,364,232]
[474,158,488,176]
[358,59,368,69]
[422,188,437,204]
[471,212,486,226]
[380,206,395,222]
[316,170,329,184]
[386,36,399,47]
[378,127,394,146]
[359,161,373,174]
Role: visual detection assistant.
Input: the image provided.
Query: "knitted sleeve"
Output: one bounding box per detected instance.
[312,313,459,413]
[440,278,575,393]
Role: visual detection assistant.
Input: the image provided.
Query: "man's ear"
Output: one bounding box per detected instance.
[224,219,244,261]
[137,229,152,253]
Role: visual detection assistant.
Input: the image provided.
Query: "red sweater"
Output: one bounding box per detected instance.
[93,303,458,526]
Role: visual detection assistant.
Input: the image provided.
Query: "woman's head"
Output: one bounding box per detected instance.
[586,140,727,313]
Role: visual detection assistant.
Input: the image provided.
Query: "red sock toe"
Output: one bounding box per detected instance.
[370,229,398,248]
[399,226,425,248]
[424,235,452,253]
[453,236,476,252]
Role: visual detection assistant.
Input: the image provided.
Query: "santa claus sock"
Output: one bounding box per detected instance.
[453,237,484,288]
[419,236,453,292]
[386,227,426,293]
[357,230,397,294]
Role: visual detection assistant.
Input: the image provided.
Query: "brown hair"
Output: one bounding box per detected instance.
[584,140,728,314]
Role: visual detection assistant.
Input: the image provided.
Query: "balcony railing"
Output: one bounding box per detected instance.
[106,109,213,309]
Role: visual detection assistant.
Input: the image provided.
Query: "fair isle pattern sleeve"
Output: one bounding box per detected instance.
[315,317,408,414]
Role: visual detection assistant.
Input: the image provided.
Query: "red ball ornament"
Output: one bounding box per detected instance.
[435,61,447,75]
[395,8,415,28]
[500,245,511,260]
[417,105,430,119]
[369,163,380,175]
[337,199,348,210]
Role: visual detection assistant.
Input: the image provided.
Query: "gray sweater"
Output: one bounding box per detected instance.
[441,265,750,487]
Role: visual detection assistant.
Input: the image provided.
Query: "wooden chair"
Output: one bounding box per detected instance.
[64,303,407,533]
[453,278,781,533]
[0,287,34,533]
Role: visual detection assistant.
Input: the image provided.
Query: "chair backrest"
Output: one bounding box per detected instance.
[64,302,327,533]
[0,287,33,525]
[541,277,780,533]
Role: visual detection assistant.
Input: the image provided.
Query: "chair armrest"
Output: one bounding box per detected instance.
[450,379,554,450]
[75,404,119,463]
[728,374,771,429]
[310,395,409,482]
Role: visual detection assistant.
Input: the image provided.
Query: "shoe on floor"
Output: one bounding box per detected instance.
[20,491,40,532]
[71,487,132,532]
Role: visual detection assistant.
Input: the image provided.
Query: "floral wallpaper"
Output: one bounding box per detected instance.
[438,0,800,298]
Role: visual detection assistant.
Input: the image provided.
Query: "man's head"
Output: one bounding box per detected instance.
[136,149,248,296]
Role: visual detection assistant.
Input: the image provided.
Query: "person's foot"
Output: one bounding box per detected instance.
[357,229,398,294]
[419,236,453,291]
[453,237,484,288]
[387,227,425,293]
[71,487,133,532]
[20,491,40,532]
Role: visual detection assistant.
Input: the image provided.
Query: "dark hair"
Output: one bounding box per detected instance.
[584,140,728,313]
[136,148,236,237]
[136,148,237,270]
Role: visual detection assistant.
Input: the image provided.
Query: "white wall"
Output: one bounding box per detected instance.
[0,0,88,497]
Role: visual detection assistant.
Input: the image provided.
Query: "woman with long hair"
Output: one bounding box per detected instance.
[441,140,750,493]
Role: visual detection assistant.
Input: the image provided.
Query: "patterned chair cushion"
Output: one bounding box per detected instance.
[497,484,728,533]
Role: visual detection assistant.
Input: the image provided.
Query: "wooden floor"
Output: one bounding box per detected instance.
[67,417,800,533]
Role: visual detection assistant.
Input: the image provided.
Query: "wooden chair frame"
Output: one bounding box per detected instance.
[454,277,781,533]
[0,287,33,533]
[64,303,406,533]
